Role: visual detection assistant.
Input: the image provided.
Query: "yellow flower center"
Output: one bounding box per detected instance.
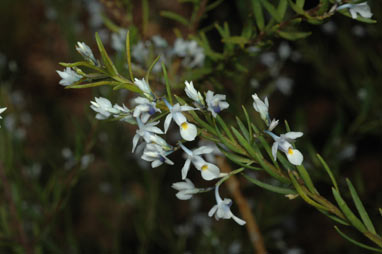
[288,148,294,155]
[181,122,188,130]
[201,165,208,171]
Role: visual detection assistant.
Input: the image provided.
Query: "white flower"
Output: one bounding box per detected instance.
[133,97,161,123]
[152,35,168,48]
[268,119,279,132]
[179,143,221,180]
[206,91,229,118]
[113,104,135,123]
[265,131,304,166]
[0,107,6,119]
[185,81,204,105]
[252,93,269,123]
[132,41,149,65]
[0,107,6,127]
[164,101,198,141]
[90,97,119,120]
[172,178,199,200]
[75,42,97,64]
[337,2,373,19]
[56,67,82,86]
[173,38,205,68]
[132,118,169,152]
[134,78,153,98]
[141,143,174,168]
[111,29,128,52]
[208,185,246,225]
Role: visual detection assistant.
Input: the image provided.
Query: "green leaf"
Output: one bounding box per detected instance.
[145,55,160,82]
[260,0,282,22]
[242,106,253,143]
[296,165,319,194]
[161,63,172,105]
[206,0,224,12]
[243,173,296,195]
[215,115,235,141]
[334,226,382,253]
[287,0,305,15]
[220,149,261,171]
[277,0,288,20]
[289,171,328,211]
[332,188,367,233]
[125,31,134,81]
[59,61,107,74]
[222,36,249,47]
[296,0,305,8]
[346,179,376,234]
[317,153,339,191]
[65,80,120,89]
[142,0,149,36]
[251,0,265,30]
[95,32,119,76]
[236,117,250,141]
[160,11,190,26]
[277,30,312,40]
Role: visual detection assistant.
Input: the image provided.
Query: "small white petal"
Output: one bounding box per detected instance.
[286,148,304,165]
[231,214,246,225]
[179,122,197,141]
[164,113,172,133]
[283,131,303,140]
[200,162,220,181]
[271,142,278,161]
[208,205,218,217]
[181,159,192,180]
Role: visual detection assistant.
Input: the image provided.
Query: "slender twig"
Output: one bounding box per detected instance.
[217,157,267,254]
[0,162,32,254]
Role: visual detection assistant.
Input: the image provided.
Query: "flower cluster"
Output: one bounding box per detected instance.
[252,94,304,166]
[58,39,306,226]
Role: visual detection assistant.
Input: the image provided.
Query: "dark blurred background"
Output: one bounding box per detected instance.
[0,0,381,253]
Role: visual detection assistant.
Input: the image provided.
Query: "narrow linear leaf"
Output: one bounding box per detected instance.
[334,226,382,253]
[161,63,172,104]
[95,32,119,76]
[241,106,253,143]
[260,0,282,22]
[277,0,288,20]
[125,31,134,81]
[346,179,376,234]
[65,80,120,89]
[243,173,296,195]
[236,117,250,141]
[287,0,305,15]
[296,165,319,194]
[206,0,224,12]
[216,115,235,141]
[317,153,339,191]
[142,0,149,36]
[277,30,312,40]
[251,0,264,30]
[59,62,106,74]
[145,55,160,82]
[220,149,261,171]
[289,171,328,211]
[332,188,367,233]
[160,11,190,26]
[296,0,305,8]
[319,210,350,226]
